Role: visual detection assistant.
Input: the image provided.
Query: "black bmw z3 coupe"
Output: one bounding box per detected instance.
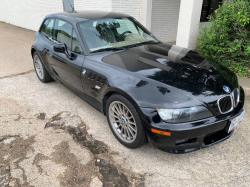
[31,10,245,153]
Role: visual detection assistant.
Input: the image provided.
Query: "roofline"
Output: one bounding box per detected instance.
[46,10,130,22]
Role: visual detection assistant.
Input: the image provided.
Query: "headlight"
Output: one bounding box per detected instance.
[157,106,213,123]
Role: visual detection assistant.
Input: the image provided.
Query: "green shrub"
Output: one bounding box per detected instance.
[196,0,250,77]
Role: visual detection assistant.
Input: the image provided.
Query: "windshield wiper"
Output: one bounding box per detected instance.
[126,40,159,49]
[91,47,125,53]
[142,40,160,44]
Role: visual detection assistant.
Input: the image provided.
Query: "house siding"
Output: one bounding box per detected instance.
[0,0,141,31]
[151,0,181,42]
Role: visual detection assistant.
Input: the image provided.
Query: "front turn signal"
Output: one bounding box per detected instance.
[151,129,171,136]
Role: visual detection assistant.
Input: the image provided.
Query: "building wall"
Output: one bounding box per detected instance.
[0,0,141,31]
[176,0,203,49]
[151,0,181,42]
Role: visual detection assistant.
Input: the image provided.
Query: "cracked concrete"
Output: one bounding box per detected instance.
[0,70,35,80]
[1,21,250,187]
[0,99,144,187]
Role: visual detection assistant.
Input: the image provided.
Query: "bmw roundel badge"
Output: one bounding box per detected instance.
[223,86,231,93]
[82,69,86,75]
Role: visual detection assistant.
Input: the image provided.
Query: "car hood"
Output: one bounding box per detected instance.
[101,42,238,105]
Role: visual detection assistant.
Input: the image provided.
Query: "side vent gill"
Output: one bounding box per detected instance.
[86,72,107,85]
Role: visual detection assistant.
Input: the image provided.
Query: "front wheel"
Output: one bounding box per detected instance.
[106,94,147,149]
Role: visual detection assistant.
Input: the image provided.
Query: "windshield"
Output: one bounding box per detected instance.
[79,17,158,52]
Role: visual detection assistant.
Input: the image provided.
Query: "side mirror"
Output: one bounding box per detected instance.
[54,43,76,60]
[54,43,66,53]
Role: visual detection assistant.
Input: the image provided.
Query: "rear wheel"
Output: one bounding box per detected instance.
[106,94,147,149]
[33,52,53,83]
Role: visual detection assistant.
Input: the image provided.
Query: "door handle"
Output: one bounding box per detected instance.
[44,49,49,53]
[44,49,53,57]
[49,51,53,57]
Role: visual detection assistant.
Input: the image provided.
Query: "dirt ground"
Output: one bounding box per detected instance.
[0,22,250,187]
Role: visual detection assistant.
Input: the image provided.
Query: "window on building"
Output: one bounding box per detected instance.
[200,0,223,22]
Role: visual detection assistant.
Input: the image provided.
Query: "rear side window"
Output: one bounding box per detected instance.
[53,19,73,51]
[41,18,54,39]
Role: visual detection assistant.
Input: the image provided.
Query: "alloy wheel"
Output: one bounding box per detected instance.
[34,55,44,80]
[109,101,137,143]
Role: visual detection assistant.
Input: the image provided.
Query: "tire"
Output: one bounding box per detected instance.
[106,94,147,149]
[33,52,53,83]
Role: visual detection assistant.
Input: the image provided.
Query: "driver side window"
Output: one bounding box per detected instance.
[53,19,73,51]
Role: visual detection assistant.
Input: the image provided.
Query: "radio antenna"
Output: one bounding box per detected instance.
[62,0,75,12]
[67,0,74,11]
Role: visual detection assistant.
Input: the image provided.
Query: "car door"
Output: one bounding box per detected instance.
[47,19,85,93]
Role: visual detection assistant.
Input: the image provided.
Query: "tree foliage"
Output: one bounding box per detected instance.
[196,0,250,77]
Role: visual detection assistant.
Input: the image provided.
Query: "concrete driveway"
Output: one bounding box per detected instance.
[0,22,250,187]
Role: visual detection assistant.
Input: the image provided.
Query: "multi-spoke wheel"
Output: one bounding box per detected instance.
[106,94,147,148]
[33,52,53,83]
[109,101,137,143]
[34,55,44,80]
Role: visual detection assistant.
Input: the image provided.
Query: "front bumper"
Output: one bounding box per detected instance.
[140,88,245,153]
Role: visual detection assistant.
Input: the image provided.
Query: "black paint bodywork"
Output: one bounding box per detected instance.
[31,11,245,153]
